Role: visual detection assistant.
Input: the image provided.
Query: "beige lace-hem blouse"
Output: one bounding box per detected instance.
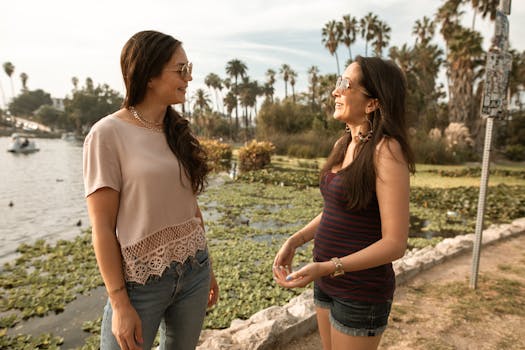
[83,114,206,284]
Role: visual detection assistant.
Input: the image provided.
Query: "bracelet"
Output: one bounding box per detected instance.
[330,257,345,278]
[108,285,126,296]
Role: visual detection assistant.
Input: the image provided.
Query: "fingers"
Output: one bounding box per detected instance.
[134,320,143,346]
[118,334,142,350]
[208,283,219,307]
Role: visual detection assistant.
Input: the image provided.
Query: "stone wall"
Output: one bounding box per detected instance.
[197,217,525,350]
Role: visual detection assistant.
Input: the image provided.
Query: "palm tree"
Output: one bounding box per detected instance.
[389,44,413,73]
[508,49,525,112]
[204,73,223,112]
[412,16,435,46]
[341,15,359,61]
[265,69,276,102]
[322,20,343,75]
[193,89,211,111]
[308,65,320,107]
[262,83,275,103]
[3,62,15,99]
[225,59,247,131]
[289,69,298,103]
[71,76,79,91]
[436,0,463,101]
[372,20,391,57]
[19,72,28,91]
[280,64,291,99]
[360,12,379,56]
[470,0,499,29]
[223,91,237,139]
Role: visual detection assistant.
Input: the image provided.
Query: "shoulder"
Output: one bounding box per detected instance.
[375,137,403,158]
[88,114,118,135]
[84,113,122,144]
[374,137,407,167]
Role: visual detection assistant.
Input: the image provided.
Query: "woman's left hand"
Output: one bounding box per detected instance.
[208,270,219,307]
[274,262,325,289]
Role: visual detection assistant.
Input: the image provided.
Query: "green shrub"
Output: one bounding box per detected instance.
[503,144,525,161]
[238,140,276,172]
[263,130,339,159]
[200,138,232,172]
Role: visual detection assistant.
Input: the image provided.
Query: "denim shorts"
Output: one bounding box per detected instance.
[314,283,392,337]
[100,249,211,350]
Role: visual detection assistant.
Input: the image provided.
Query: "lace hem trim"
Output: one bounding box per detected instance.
[121,218,207,284]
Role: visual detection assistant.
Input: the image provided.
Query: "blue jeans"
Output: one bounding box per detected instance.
[100,249,211,350]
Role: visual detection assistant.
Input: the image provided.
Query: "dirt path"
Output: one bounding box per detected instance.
[282,233,525,350]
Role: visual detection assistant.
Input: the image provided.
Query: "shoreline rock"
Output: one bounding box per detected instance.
[196,217,525,349]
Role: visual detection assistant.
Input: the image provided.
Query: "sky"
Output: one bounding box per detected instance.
[1,0,524,110]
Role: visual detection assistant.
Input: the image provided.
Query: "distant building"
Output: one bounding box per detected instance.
[52,98,65,111]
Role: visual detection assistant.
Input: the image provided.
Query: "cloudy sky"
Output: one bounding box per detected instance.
[1,0,524,108]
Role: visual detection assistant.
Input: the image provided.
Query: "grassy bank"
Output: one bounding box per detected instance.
[1,161,524,348]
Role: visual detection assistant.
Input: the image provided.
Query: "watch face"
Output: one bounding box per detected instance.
[330,257,344,277]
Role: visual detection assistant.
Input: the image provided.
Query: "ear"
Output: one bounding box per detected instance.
[365,98,379,114]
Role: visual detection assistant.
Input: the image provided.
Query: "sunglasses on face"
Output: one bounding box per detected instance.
[167,62,193,79]
[335,76,371,97]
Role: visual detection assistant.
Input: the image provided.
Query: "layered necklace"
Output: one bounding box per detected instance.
[129,106,163,132]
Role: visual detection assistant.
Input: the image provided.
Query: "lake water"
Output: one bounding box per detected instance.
[0,136,90,264]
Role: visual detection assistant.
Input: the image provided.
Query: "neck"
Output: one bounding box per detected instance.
[346,121,371,145]
[133,101,167,124]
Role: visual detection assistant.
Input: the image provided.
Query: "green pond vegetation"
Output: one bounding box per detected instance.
[1,162,524,348]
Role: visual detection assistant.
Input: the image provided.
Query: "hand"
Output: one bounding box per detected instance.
[274,262,325,289]
[272,238,297,281]
[208,270,219,307]
[111,303,143,350]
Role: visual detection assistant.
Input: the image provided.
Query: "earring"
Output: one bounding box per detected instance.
[356,117,373,143]
[344,124,351,133]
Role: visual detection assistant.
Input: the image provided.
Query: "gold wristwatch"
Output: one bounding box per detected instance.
[330,257,344,277]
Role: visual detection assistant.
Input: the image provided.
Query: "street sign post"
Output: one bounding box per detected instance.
[470,0,512,289]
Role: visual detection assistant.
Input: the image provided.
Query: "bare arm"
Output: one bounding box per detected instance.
[286,212,322,249]
[87,187,143,349]
[273,212,322,280]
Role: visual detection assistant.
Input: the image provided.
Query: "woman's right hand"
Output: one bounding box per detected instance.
[111,302,143,350]
[273,238,297,281]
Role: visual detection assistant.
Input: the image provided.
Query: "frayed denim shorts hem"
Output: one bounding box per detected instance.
[314,283,392,337]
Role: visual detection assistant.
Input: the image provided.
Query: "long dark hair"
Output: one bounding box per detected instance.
[321,56,415,210]
[120,30,208,194]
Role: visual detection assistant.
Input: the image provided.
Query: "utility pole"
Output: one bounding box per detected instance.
[470,0,512,289]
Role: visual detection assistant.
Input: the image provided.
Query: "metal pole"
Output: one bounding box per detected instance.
[469,118,494,289]
[469,0,511,289]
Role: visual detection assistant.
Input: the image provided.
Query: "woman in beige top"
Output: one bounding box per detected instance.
[83,30,219,350]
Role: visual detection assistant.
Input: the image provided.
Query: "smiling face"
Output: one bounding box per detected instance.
[147,46,192,106]
[332,62,373,126]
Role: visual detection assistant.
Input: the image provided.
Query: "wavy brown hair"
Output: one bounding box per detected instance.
[120,30,208,194]
[321,56,415,210]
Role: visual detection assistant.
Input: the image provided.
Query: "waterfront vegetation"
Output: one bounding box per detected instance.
[0,160,524,348]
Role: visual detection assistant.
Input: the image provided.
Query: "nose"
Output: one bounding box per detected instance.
[332,88,339,97]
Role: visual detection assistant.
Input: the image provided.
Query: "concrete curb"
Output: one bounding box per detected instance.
[197,217,525,350]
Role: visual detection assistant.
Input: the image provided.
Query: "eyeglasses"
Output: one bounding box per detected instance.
[167,62,193,79]
[335,76,371,97]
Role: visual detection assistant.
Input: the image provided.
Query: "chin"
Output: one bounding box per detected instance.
[333,112,344,121]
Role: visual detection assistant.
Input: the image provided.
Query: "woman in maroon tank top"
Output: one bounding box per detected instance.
[274,56,415,350]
